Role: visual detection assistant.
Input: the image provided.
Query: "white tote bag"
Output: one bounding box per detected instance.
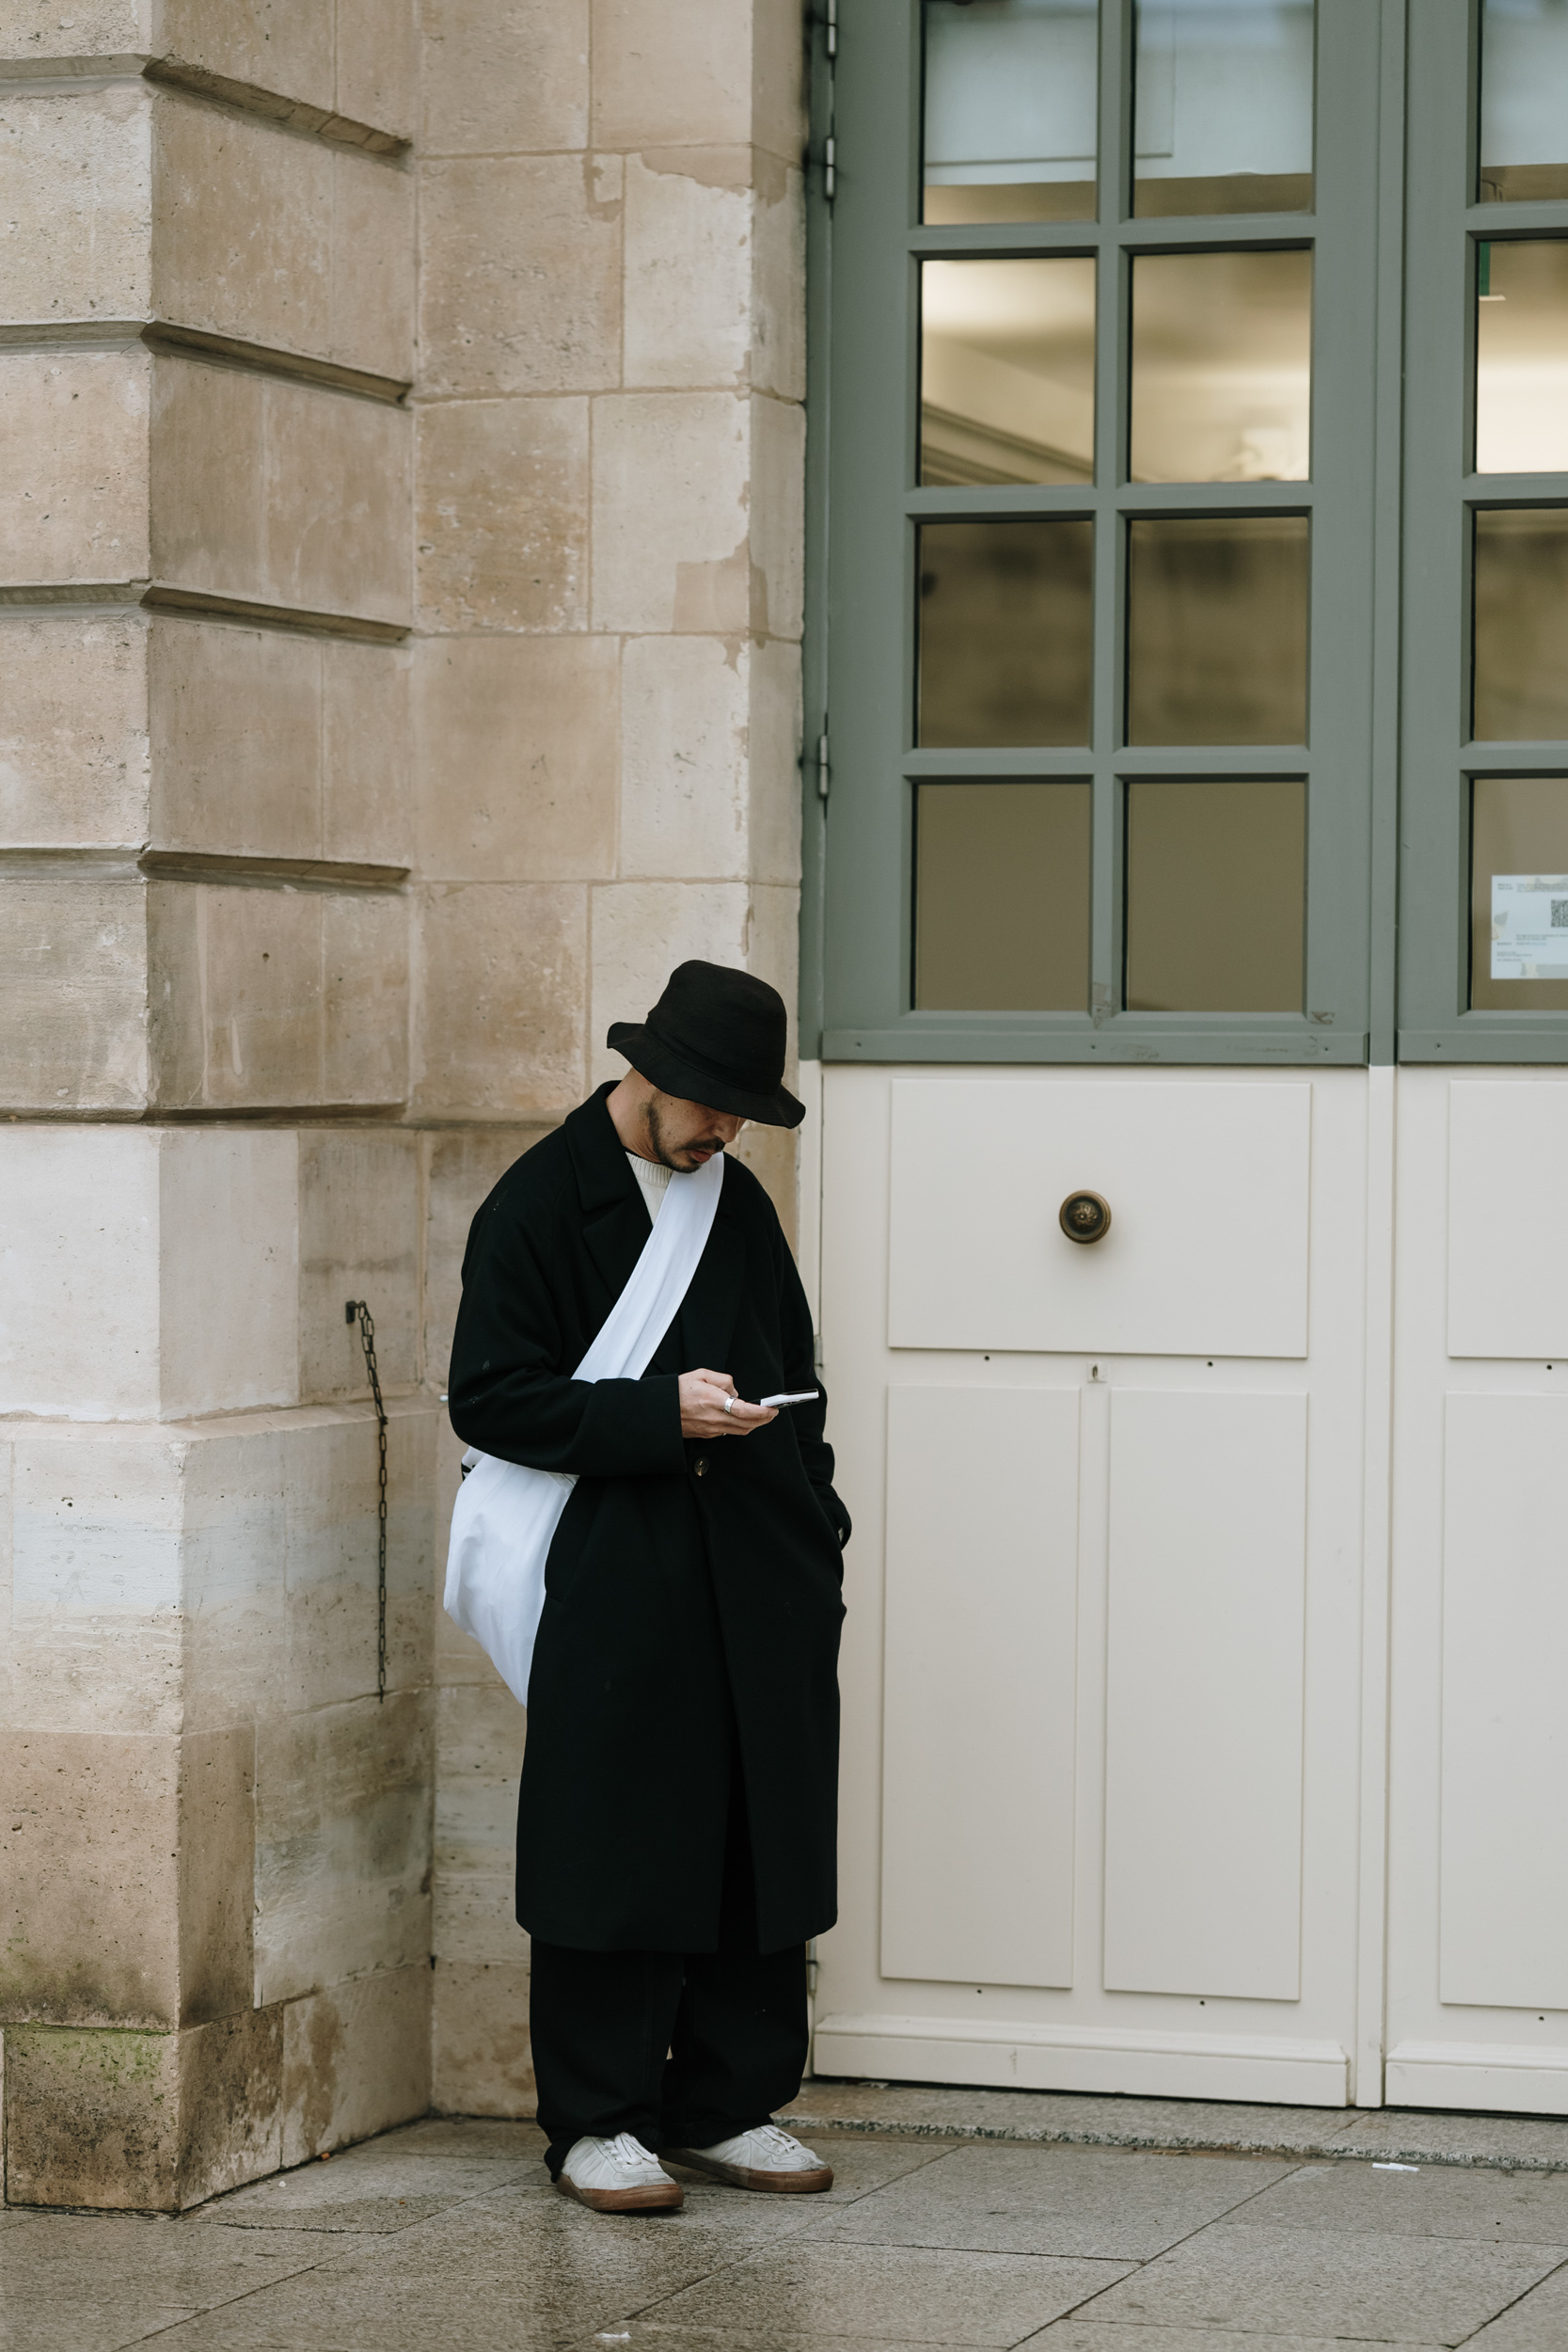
[443,1150,725,1704]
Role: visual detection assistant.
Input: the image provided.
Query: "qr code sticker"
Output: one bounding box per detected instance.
[1554,899,1568,929]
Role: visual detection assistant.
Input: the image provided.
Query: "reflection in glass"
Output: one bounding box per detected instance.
[1481,0,1568,203]
[1133,0,1315,217]
[914,782,1092,1008]
[1125,778,1306,1010]
[1474,510,1568,739]
[1475,242,1568,473]
[1471,776,1568,1008]
[1131,248,1311,483]
[923,0,1099,225]
[918,520,1094,747]
[921,259,1096,486]
[1126,516,1308,744]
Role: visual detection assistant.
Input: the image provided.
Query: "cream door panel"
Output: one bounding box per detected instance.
[889,1079,1311,1358]
[1449,1081,1568,1359]
[1104,1388,1307,2001]
[1440,1392,1568,2010]
[881,1384,1079,1989]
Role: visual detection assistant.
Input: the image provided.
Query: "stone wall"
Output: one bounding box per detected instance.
[0,0,808,2203]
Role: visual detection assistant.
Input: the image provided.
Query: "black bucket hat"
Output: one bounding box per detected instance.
[607,961,804,1129]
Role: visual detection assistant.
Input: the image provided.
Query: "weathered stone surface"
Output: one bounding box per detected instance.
[152,89,332,358]
[0,614,150,849]
[0,2,152,59]
[327,141,416,383]
[150,359,411,624]
[435,1683,526,1885]
[297,1131,420,1402]
[623,153,751,390]
[587,878,750,1089]
[0,876,149,1112]
[413,634,618,882]
[173,1420,289,1733]
[414,882,588,1119]
[415,395,588,632]
[751,385,807,640]
[421,0,589,156]
[421,1127,549,1390]
[149,620,321,856]
[731,1115,798,1246]
[619,633,752,880]
[420,152,621,398]
[321,636,413,866]
[591,389,750,635]
[321,887,410,1105]
[273,1402,435,1714]
[281,1962,431,2165]
[154,2,335,106]
[178,2007,287,2204]
[0,84,152,323]
[0,349,151,583]
[590,0,752,150]
[177,1724,256,2026]
[252,1688,432,2007]
[0,1729,180,2026]
[156,1129,301,1415]
[335,0,420,141]
[432,1959,534,2118]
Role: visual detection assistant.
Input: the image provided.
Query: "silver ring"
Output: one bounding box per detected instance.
[722,1394,736,1415]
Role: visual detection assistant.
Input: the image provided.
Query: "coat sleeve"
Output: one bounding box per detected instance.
[774,1223,852,1549]
[447,1184,686,1479]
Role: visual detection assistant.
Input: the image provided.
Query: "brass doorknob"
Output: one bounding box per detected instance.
[1059,1190,1112,1245]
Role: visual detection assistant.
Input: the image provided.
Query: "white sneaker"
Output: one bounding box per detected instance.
[665,2122,833,2193]
[555,2132,683,2213]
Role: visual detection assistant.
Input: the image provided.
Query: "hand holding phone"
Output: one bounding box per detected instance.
[759,1390,820,1408]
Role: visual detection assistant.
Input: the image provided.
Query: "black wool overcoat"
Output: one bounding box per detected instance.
[446,1084,850,1955]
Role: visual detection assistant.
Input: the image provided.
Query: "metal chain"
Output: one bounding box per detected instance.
[345,1299,388,1704]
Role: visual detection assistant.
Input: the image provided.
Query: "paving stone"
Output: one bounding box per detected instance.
[799,2142,1293,2260]
[633,2240,1136,2345]
[1335,2109,1568,2173]
[1082,2219,1565,2344]
[0,2213,323,2346]
[1235,2158,1568,2244]
[198,2116,551,2231]
[1029,2329,1448,2352]
[784,2085,1364,2157]
[1467,2259,1568,2345]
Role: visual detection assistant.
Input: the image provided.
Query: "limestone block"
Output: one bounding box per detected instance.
[413,882,587,1119]
[252,1687,433,2006]
[153,89,332,361]
[432,1870,518,1968]
[149,620,322,857]
[590,391,752,636]
[322,887,410,1104]
[619,634,751,881]
[274,1402,435,1714]
[0,876,150,1111]
[334,0,419,142]
[177,1724,257,2026]
[280,1961,430,2165]
[153,1,334,107]
[415,395,587,634]
[0,2,152,58]
[747,632,804,885]
[421,1127,548,1389]
[623,154,751,392]
[752,160,806,404]
[2,2009,285,2210]
[750,388,806,641]
[421,0,588,156]
[0,349,151,584]
[328,143,416,385]
[591,0,751,150]
[0,84,152,324]
[420,153,622,399]
[297,1131,420,1402]
[752,0,811,168]
[0,1728,179,2026]
[0,1127,299,1418]
[436,1683,527,1879]
[413,635,617,882]
[322,636,413,866]
[173,1419,289,1734]
[0,613,150,849]
[731,1118,797,1247]
[432,1959,533,2117]
[587,879,750,1089]
[150,359,411,626]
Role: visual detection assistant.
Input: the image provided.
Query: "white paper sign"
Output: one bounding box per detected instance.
[1491,874,1568,979]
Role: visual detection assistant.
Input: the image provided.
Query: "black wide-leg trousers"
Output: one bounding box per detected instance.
[529,1776,809,2178]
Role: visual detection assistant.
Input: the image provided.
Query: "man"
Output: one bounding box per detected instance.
[447,961,850,2214]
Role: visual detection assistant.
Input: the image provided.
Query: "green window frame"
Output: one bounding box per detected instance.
[802,0,1399,1065]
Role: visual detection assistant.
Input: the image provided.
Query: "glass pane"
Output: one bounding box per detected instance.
[1125,778,1306,1010]
[1130,248,1311,483]
[1472,776,1568,1008]
[1475,241,1568,474]
[1474,509,1568,739]
[1481,0,1568,204]
[1133,0,1314,217]
[915,782,1092,1009]
[923,0,1098,226]
[918,519,1094,747]
[1126,516,1308,744]
[921,259,1096,486]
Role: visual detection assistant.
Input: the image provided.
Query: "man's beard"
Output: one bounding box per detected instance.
[646,1099,725,1172]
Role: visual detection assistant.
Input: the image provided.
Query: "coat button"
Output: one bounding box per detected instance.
[693,1456,707,1476]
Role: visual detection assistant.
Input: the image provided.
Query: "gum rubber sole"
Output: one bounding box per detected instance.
[554,2174,684,2213]
[666,2151,833,2194]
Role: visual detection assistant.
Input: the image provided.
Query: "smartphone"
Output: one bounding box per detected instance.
[759,1390,820,1408]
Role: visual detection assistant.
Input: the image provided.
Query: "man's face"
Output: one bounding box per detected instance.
[643,1088,745,1171]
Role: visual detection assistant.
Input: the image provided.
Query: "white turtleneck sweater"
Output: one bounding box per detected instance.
[626,1152,673,1227]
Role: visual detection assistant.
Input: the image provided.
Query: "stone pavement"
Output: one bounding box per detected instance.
[6,2096,1568,2350]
